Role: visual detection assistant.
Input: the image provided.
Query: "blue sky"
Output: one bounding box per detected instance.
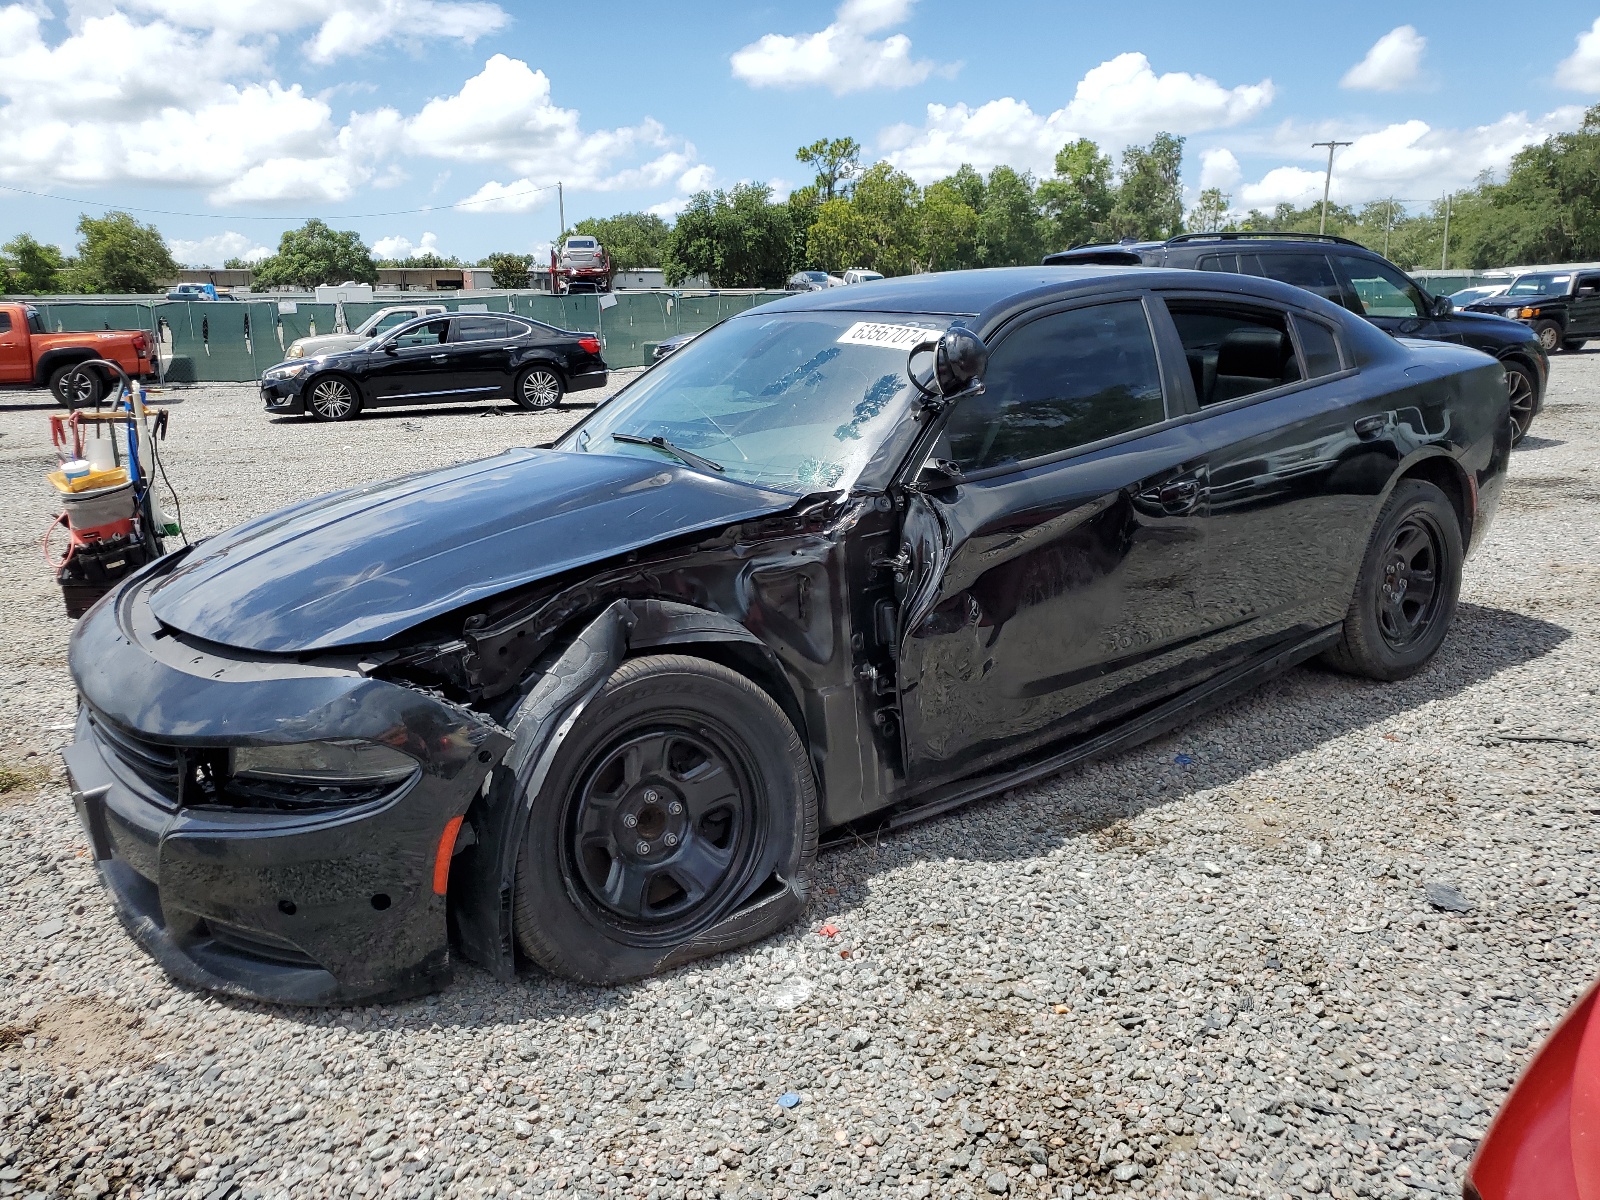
[2,0,1598,267]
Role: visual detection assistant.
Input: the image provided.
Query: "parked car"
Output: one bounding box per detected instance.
[1464,975,1599,1199]
[66,265,1510,1003]
[842,268,885,285]
[786,271,833,292]
[258,312,607,420]
[0,301,155,407]
[283,303,448,360]
[650,330,701,361]
[557,235,611,293]
[1045,233,1549,442]
[1463,268,1600,354]
[1449,283,1510,307]
[165,283,216,301]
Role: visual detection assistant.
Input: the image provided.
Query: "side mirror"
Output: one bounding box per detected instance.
[908,325,989,401]
[1430,293,1454,318]
[913,458,964,493]
[383,342,399,355]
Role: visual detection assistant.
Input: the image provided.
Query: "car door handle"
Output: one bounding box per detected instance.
[1158,480,1202,513]
[430,354,448,361]
[1354,413,1390,440]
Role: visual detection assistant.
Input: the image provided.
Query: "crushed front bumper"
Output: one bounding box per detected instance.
[64,566,509,1005]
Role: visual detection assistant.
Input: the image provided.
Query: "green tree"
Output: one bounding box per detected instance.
[1187,187,1232,234]
[916,180,979,272]
[1036,138,1114,250]
[1107,132,1187,242]
[807,198,873,274]
[977,166,1046,267]
[61,211,178,293]
[373,252,463,268]
[663,184,793,288]
[786,183,824,271]
[481,252,532,289]
[943,164,986,213]
[251,219,377,290]
[849,162,921,275]
[571,211,672,271]
[0,233,67,293]
[795,137,863,201]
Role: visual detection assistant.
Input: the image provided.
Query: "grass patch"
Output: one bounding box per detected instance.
[0,763,47,797]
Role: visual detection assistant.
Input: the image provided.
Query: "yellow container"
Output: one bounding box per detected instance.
[49,466,130,494]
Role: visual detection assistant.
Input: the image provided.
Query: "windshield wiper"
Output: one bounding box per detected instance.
[611,433,724,474]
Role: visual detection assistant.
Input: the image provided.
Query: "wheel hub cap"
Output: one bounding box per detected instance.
[1375,515,1443,649]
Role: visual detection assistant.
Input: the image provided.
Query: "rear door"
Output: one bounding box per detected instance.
[0,310,30,383]
[1152,289,1395,653]
[442,316,521,399]
[1328,254,1450,342]
[897,294,1217,788]
[1570,273,1600,338]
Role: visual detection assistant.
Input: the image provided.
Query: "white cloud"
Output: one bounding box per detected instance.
[880,53,1273,182]
[1237,107,1585,208]
[371,231,443,259]
[1556,17,1600,91]
[1341,26,1427,92]
[645,196,692,219]
[1198,147,1242,191]
[455,178,553,214]
[730,0,941,95]
[168,231,274,267]
[114,0,508,63]
[678,164,716,193]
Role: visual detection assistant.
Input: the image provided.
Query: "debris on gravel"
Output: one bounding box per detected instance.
[0,357,1596,1199]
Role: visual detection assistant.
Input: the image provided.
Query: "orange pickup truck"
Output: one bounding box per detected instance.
[0,302,156,407]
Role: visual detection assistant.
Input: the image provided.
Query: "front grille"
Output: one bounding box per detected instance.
[90,709,182,805]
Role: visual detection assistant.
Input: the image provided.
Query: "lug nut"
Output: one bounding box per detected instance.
[636,840,651,855]
[664,832,679,847]
[623,813,638,828]
[643,789,659,803]
[668,801,684,815]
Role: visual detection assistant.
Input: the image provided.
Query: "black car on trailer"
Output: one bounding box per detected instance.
[67,265,1510,1004]
[1045,232,1549,442]
[259,311,608,420]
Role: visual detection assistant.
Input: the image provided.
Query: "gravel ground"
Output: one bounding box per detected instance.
[0,357,1596,1200]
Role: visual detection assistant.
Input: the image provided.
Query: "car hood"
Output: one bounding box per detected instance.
[146,449,802,653]
[292,334,366,356]
[1472,296,1553,311]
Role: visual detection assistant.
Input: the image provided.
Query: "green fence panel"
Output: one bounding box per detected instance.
[35,302,156,333]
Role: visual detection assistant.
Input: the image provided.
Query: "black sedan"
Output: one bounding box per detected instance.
[66,266,1510,1004]
[259,312,608,420]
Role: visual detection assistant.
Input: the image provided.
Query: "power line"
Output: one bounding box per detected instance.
[0,181,560,222]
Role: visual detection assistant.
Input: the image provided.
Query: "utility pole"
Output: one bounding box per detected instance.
[557,181,565,243]
[1440,191,1452,270]
[1312,140,1353,234]
[1383,197,1395,258]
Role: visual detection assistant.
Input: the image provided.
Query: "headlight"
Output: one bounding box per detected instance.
[232,739,417,786]
[263,362,310,380]
[286,344,304,358]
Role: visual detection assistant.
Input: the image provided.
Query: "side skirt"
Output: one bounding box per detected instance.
[821,625,1341,847]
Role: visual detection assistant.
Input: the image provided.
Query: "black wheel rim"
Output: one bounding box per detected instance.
[1375,512,1445,650]
[522,370,560,408]
[1507,368,1535,440]
[310,379,353,419]
[564,723,757,936]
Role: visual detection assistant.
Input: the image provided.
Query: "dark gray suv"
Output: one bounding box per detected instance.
[1046,233,1550,442]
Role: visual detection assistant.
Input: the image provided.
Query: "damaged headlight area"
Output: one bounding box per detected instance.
[228,739,419,806]
[262,361,310,380]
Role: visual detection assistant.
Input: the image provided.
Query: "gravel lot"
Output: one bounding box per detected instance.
[0,357,1596,1200]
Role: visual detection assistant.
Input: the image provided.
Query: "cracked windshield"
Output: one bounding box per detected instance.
[559,310,953,491]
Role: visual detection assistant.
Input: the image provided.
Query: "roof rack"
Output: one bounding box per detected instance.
[1166,231,1365,248]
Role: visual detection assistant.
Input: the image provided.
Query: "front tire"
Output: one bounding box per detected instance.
[1531,320,1563,354]
[306,375,361,421]
[1321,480,1463,681]
[515,365,564,410]
[1503,360,1538,445]
[48,363,104,409]
[513,654,817,984]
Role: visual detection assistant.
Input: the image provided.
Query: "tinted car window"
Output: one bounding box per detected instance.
[1197,254,1236,272]
[0,312,10,334]
[1254,253,1347,306]
[371,311,417,334]
[943,301,1166,472]
[1294,316,1344,377]
[1334,255,1426,318]
[454,316,518,342]
[390,319,450,348]
[1165,301,1303,407]
[1577,275,1600,296]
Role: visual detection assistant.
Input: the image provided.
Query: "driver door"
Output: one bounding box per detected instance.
[365,317,452,403]
[896,296,1218,789]
[1330,254,1447,341]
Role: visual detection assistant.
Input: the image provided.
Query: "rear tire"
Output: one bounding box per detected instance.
[48,363,104,409]
[1503,360,1538,445]
[1321,480,1463,681]
[514,365,564,410]
[512,654,817,984]
[1531,320,1563,353]
[1563,339,1588,352]
[306,375,362,421]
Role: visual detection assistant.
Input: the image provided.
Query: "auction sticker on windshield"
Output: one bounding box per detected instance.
[837,321,940,349]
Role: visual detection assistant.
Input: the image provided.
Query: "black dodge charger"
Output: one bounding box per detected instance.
[67,266,1511,1004]
[259,311,608,420]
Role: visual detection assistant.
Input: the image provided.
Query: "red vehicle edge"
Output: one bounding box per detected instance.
[0,301,156,407]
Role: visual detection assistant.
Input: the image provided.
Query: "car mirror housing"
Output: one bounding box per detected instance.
[1430,293,1454,318]
[913,458,964,493]
[908,325,989,403]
